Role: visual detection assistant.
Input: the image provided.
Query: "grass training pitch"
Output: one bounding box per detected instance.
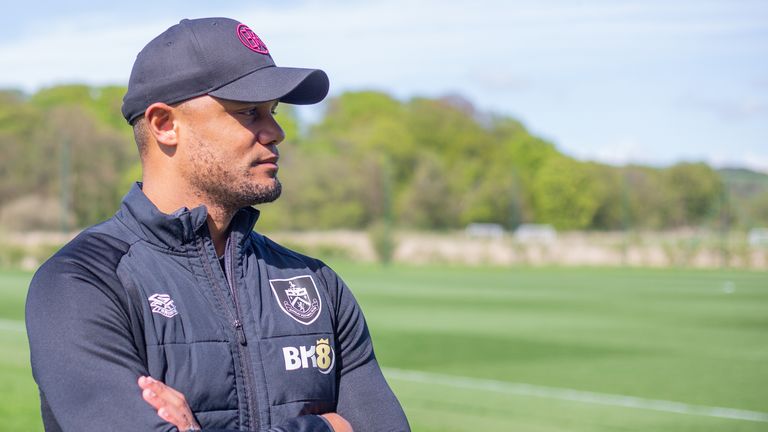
[1,265,766,431]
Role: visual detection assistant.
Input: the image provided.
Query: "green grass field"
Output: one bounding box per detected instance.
[1,265,766,431]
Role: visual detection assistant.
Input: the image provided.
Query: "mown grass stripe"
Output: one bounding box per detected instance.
[383,367,768,423]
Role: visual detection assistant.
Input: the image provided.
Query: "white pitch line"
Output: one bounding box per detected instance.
[383,368,768,423]
[0,318,26,333]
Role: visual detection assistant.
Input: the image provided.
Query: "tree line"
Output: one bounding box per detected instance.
[1,85,766,232]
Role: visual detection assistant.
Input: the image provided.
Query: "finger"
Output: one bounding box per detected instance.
[138,375,167,391]
[157,406,191,430]
[142,389,195,430]
[141,387,164,410]
[139,377,168,412]
[138,375,150,389]
[140,383,182,416]
[138,378,199,430]
[142,377,187,408]
[139,377,174,410]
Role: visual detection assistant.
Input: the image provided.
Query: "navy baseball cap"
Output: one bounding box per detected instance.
[121,17,329,124]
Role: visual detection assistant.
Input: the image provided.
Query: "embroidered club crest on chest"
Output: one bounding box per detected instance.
[269,275,322,325]
[148,293,178,318]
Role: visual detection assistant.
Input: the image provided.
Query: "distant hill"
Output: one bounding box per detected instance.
[719,167,768,206]
[719,167,768,195]
[718,168,768,227]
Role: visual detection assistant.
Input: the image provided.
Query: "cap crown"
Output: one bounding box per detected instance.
[122,18,275,123]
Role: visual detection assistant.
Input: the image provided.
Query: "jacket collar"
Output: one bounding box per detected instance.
[116,183,260,250]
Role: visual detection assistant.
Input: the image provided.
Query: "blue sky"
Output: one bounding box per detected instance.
[2,0,766,171]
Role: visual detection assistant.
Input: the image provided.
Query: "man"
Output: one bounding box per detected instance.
[26,17,410,432]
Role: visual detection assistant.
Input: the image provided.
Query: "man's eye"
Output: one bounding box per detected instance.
[240,108,259,117]
[237,105,277,118]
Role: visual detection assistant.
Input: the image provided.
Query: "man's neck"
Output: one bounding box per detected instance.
[142,179,235,256]
[205,207,235,257]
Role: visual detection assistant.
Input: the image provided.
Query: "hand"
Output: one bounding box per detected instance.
[321,413,353,432]
[138,375,201,431]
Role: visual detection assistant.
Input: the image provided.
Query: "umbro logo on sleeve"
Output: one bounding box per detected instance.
[148,293,178,318]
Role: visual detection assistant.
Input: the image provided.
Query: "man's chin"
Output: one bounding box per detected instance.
[246,181,282,206]
[250,193,281,206]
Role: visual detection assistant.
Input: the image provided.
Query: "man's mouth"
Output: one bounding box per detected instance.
[254,156,279,167]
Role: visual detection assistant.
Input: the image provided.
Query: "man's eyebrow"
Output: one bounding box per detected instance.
[228,102,258,110]
[226,101,279,111]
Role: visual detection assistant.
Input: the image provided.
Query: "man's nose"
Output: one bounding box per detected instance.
[257,116,285,146]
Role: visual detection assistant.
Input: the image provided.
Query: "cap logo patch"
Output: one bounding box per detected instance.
[237,24,269,54]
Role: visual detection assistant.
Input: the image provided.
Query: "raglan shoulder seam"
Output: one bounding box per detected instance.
[250,231,324,271]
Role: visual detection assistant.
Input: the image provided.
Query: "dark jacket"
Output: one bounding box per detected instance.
[26,184,409,432]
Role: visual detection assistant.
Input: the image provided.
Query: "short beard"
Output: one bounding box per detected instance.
[192,174,282,213]
[236,178,282,207]
[185,130,283,212]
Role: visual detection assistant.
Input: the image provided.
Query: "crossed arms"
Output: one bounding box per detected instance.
[26,255,409,431]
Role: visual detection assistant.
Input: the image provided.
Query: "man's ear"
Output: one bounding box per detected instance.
[144,103,178,146]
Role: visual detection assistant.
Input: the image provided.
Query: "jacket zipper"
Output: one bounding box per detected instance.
[197,235,260,430]
[225,236,260,429]
[227,238,248,346]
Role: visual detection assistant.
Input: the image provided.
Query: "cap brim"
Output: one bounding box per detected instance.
[208,66,329,105]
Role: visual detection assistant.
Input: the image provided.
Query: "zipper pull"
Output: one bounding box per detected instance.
[234,320,248,346]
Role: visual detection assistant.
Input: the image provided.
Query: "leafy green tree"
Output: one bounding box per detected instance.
[256,152,371,230]
[622,166,667,229]
[405,97,490,171]
[748,190,768,226]
[120,162,143,193]
[31,85,132,137]
[494,130,559,223]
[663,162,723,226]
[274,104,301,146]
[396,152,461,229]
[307,91,408,156]
[586,163,625,230]
[44,105,135,225]
[459,162,525,228]
[0,91,54,204]
[0,85,752,233]
[531,156,601,229]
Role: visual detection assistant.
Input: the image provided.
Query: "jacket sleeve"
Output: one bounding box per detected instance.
[319,265,411,432]
[26,253,180,432]
[27,255,331,432]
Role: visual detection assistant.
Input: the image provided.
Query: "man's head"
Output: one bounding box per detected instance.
[122,17,329,209]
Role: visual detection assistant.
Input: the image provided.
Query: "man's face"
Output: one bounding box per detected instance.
[175,95,285,210]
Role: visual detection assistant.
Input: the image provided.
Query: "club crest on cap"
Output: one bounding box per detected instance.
[237,23,269,54]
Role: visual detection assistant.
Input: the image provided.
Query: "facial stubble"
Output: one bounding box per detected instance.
[186,132,282,212]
